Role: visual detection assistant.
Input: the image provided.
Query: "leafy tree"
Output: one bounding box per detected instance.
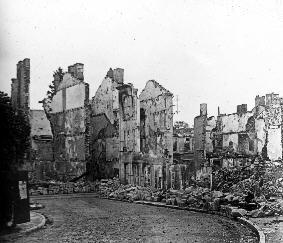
[0,91,31,229]
[46,67,64,100]
[0,91,31,170]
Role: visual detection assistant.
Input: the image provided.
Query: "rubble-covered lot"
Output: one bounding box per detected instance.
[9,195,258,243]
[29,160,283,219]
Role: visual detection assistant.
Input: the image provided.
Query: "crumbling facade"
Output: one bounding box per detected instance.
[194,93,283,178]
[11,58,30,113]
[91,68,123,125]
[139,80,173,188]
[10,60,178,186]
[117,83,141,185]
[89,113,119,180]
[43,63,90,180]
[10,58,54,180]
[28,110,53,179]
[116,80,175,189]
[89,68,123,179]
[90,72,176,188]
[173,121,194,188]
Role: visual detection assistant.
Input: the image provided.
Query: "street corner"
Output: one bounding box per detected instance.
[0,211,46,242]
[23,211,46,234]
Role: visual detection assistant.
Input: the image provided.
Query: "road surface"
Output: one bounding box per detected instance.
[8,194,258,242]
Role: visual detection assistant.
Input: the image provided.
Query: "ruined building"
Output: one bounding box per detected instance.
[11,59,53,179]
[194,93,283,178]
[139,80,174,188]
[173,121,194,187]
[89,70,177,188]
[29,110,53,178]
[43,63,90,180]
[89,68,123,179]
[117,80,175,188]
[11,59,186,188]
[117,82,140,184]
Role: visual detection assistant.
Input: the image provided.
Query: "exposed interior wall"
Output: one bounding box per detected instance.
[194,115,206,170]
[89,69,125,180]
[29,110,53,161]
[139,80,173,163]
[254,117,266,153]
[30,110,52,137]
[118,83,140,184]
[267,128,282,160]
[218,112,253,134]
[43,64,90,181]
[91,68,123,125]
[194,93,283,181]
[265,95,282,160]
[89,113,119,180]
[139,80,174,188]
[205,116,216,153]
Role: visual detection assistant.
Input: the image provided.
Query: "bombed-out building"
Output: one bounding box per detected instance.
[92,75,176,188]
[194,93,283,178]
[89,68,123,179]
[10,59,192,188]
[89,71,179,188]
[117,82,141,184]
[43,63,90,181]
[10,59,54,179]
[173,121,194,188]
[117,80,174,188]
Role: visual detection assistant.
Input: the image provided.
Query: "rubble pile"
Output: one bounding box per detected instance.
[247,200,283,218]
[97,178,154,202]
[97,178,121,196]
[28,160,283,219]
[29,180,96,195]
[96,175,283,218]
[212,167,252,192]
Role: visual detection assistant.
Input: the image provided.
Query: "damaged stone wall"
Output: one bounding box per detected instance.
[172,121,195,189]
[139,80,173,162]
[11,58,30,113]
[89,68,123,179]
[139,80,174,188]
[265,93,282,160]
[25,110,54,180]
[193,104,207,171]
[217,111,254,153]
[194,93,283,178]
[43,63,90,181]
[91,68,123,125]
[10,59,58,181]
[117,83,140,184]
[205,116,216,153]
[89,113,119,180]
[29,110,53,161]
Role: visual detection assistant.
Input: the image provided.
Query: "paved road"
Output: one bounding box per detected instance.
[10,194,258,242]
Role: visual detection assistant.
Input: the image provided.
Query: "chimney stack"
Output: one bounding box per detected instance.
[237,104,247,114]
[68,63,84,81]
[200,103,207,116]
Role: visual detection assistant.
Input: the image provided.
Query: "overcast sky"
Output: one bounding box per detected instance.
[1,0,283,126]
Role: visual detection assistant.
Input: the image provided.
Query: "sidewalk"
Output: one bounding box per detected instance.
[0,211,46,242]
[249,216,283,243]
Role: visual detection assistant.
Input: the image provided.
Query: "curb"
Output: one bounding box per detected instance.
[23,212,46,234]
[237,217,266,243]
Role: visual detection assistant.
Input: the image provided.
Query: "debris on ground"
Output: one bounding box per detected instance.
[28,160,283,218]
